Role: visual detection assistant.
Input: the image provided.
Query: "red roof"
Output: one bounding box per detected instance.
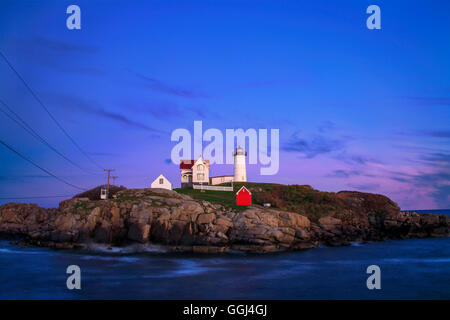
[180,160,195,169]
[179,159,210,169]
[236,186,252,195]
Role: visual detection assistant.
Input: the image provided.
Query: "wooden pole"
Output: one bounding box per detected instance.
[104,169,115,198]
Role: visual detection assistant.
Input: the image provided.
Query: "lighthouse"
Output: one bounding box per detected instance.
[233,147,247,182]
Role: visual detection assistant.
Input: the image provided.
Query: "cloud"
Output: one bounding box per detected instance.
[318,121,336,133]
[136,73,208,99]
[282,132,346,158]
[93,108,158,131]
[390,143,448,156]
[85,107,163,133]
[120,100,181,120]
[47,93,164,133]
[421,152,450,162]
[348,183,380,191]
[327,169,362,178]
[6,36,106,76]
[118,99,221,121]
[30,36,100,54]
[283,124,362,160]
[400,96,450,107]
[430,185,450,208]
[411,171,450,208]
[86,151,119,157]
[140,102,180,120]
[334,153,375,165]
[387,151,450,208]
[390,176,409,183]
[395,129,450,140]
[419,130,450,138]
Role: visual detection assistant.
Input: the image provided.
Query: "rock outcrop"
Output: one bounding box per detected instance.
[0,188,448,253]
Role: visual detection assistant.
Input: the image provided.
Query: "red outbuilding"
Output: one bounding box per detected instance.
[236,186,252,206]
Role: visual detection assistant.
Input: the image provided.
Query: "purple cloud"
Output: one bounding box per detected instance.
[136,74,208,99]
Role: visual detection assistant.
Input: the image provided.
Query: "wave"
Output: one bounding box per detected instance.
[171,259,212,276]
[80,255,140,263]
[251,263,317,280]
[350,242,365,247]
[0,247,45,255]
[382,257,450,264]
[80,243,169,254]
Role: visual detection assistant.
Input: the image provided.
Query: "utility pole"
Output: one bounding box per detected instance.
[112,176,118,185]
[104,169,115,196]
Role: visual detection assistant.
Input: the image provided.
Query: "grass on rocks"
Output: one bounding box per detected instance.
[175,182,353,221]
[174,182,267,211]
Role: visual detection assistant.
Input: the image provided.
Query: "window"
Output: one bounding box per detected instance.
[197,173,204,181]
[197,164,204,171]
[159,178,164,184]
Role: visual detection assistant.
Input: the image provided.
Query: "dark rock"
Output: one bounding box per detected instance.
[0,188,448,253]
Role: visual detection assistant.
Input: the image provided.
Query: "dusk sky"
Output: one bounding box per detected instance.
[0,0,449,209]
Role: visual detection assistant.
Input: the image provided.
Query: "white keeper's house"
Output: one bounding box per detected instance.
[180,156,210,188]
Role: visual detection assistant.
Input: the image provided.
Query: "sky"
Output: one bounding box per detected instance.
[0,0,449,209]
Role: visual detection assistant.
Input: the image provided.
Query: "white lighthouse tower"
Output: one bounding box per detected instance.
[233,147,247,182]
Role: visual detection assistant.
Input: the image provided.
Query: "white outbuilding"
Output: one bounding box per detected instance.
[151,174,172,190]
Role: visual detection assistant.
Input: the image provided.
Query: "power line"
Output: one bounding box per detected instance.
[0,99,100,175]
[0,195,73,200]
[0,138,87,191]
[0,50,104,170]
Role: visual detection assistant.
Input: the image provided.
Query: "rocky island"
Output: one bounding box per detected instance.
[0,184,448,253]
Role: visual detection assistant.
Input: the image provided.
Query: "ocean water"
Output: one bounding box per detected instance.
[0,210,449,300]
